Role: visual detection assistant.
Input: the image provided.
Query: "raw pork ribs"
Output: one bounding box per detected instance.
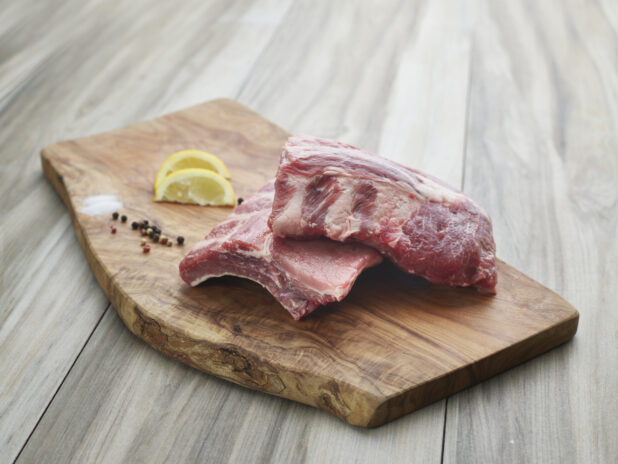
[179,181,382,319]
[269,135,497,293]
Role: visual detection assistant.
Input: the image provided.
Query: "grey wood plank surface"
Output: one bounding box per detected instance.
[10,0,472,462]
[238,0,473,186]
[0,191,109,462]
[0,0,119,459]
[443,1,618,463]
[2,0,615,462]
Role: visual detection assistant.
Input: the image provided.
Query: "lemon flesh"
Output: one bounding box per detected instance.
[154,150,231,194]
[153,168,235,206]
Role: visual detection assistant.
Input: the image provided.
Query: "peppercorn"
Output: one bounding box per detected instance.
[143,244,151,253]
[131,221,139,230]
[167,241,173,247]
[142,220,149,226]
[177,236,184,245]
[237,197,244,205]
[160,237,168,245]
[121,215,127,223]
[112,211,119,220]
[110,226,117,234]
[140,228,147,236]
[147,228,154,238]
[141,238,147,246]
[153,234,160,243]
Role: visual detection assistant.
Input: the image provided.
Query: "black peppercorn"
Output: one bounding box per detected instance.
[142,220,149,227]
[177,236,184,245]
[237,197,244,205]
[112,212,119,220]
[131,221,139,230]
[121,215,127,223]
[153,234,160,243]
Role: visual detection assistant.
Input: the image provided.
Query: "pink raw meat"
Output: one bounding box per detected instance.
[179,181,382,319]
[269,135,497,293]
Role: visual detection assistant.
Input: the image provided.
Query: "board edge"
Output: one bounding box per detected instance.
[39,108,386,428]
[39,99,582,428]
[366,309,579,427]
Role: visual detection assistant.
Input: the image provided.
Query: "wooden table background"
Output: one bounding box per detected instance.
[1,0,616,463]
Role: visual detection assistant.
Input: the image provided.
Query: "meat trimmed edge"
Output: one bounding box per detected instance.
[179,181,383,319]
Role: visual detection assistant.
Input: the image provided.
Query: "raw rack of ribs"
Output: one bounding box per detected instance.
[179,181,382,319]
[269,135,497,293]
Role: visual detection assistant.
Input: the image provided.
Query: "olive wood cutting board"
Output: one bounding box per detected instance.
[41,99,579,427]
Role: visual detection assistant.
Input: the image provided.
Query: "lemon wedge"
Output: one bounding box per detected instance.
[154,150,231,193]
[153,168,235,206]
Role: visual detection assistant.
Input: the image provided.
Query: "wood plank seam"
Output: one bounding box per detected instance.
[441,39,473,459]
[12,304,111,464]
[440,400,448,464]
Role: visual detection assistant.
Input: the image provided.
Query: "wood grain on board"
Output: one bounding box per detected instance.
[41,98,578,427]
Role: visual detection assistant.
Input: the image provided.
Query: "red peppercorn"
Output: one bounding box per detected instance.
[160,237,168,245]
[140,228,147,236]
[110,225,117,234]
[143,244,151,253]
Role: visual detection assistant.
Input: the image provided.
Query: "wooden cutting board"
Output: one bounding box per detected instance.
[41,99,579,427]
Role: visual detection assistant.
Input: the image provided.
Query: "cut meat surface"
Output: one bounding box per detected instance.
[269,135,498,293]
[179,181,382,319]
